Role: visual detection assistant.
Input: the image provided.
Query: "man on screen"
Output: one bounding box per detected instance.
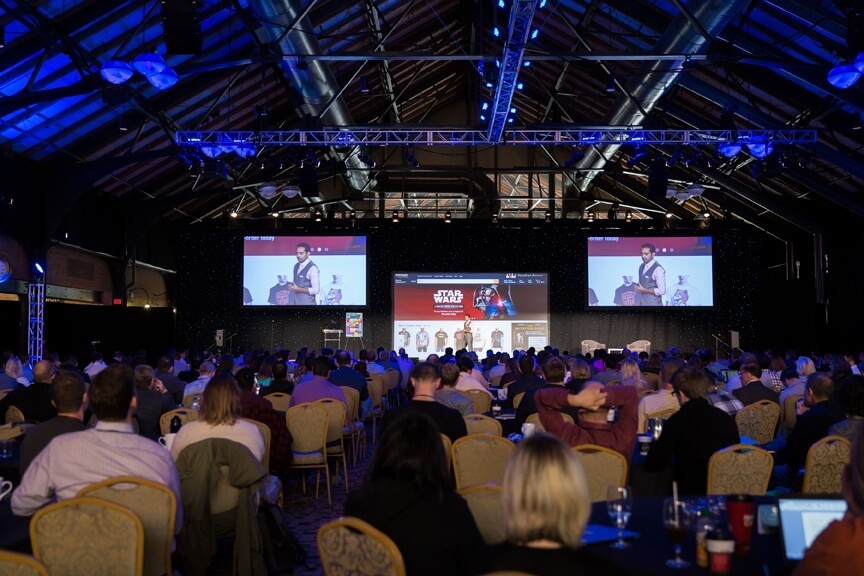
[268,275,291,305]
[667,275,701,306]
[286,242,319,305]
[634,243,666,306]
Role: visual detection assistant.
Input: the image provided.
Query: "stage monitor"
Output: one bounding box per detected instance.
[392,272,549,356]
[586,235,714,308]
[242,235,367,307]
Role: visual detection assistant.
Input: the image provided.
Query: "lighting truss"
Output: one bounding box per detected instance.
[487,0,539,142]
[176,128,818,148]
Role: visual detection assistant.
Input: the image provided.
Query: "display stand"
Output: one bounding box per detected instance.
[323,329,343,350]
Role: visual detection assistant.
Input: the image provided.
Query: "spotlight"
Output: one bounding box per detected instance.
[349,210,357,219]
[270,211,280,218]
[625,147,648,168]
[35,263,44,274]
[444,211,452,223]
[702,209,711,219]
[718,142,742,158]
[605,71,616,92]
[392,210,399,222]
[545,210,551,222]
[404,150,420,168]
[258,182,279,200]
[587,210,595,222]
[747,141,774,159]
[665,211,674,219]
[358,151,377,168]
[827,62,861,89]
[625,211,632,222]
[314,210,322,222]
[491,213,499,225]
[229,210,238,218]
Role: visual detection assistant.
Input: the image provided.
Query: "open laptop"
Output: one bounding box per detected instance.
[719,369,738,383]
[778,494,847,562]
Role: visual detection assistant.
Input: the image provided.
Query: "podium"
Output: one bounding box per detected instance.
[323,329,343,350]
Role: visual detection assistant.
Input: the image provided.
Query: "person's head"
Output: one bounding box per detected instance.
[641,243,656,263]
[90,352,103,364]
[133,364,156,390]
[272,361,288,380]
[518,354,535,376]
[739,363,762,384]
[368,411,449,499]
[780,368,800,386]
[409,362,441,394]
[440,363,460,388]
[90,364,136,422]
[200,373,242,425]
[541,357,566,384]
[805,372,835,407]
[296,242,311,263]
[335,351,352,367]
[378,351,389,362]
[425,353,440,366]
[502,433,590,549]
[569,358,591,381]
[769,354,787,373]
[797,356,816,378]
[312,355,333,377]
[257,355,276,377]
[660,357,685,388]
[620,359,643,385]
[51,369,87,415]
[843,423,864,516]
[198,361,216,377]
[464,313,470,320]
[235,367,256,391]
[603,354,617,370]
[839,376,864,417]
[648,353,661,368]
[671,366,709,401]
[829,354,852,379]
[5,357,23,379]
[216,354,234,374]
[157,355,174,373]
[33,360,57,383]
[456,356,474,374]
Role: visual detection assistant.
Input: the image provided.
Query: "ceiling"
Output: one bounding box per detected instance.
[0,0,862,240]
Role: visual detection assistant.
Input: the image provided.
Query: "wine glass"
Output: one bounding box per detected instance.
[606,485,633,549]
[663,497,692,568]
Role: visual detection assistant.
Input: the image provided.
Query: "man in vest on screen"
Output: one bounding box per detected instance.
[287,242,320,305]
[634,243,666,306]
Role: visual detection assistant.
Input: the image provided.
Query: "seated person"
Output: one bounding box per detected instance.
[487,433,623,576]
[133,364,177,437]
[829,375,864,442]
[236,367,293,476]
[435,363,475,416]
[515,357,578,427]
[344,411,485,576]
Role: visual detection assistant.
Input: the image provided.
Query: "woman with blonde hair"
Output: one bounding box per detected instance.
[565,358,592,392]
[620,358,648,389]
[487,433,621,575]
[797,356,816,378]
[170,372,265,461]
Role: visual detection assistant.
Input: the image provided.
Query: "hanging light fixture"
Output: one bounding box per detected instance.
[147,67,178,90]
[101,60,134,84]
[133,53,167,76]
[717,142,742,158]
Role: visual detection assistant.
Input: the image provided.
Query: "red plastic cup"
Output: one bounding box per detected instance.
[727,494,755,555]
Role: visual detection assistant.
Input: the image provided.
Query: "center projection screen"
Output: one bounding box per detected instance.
[392,272,549,356]
[586,235,714,308]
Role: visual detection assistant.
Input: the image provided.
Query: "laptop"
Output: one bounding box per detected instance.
[778,494,847,562]
[719,369,738,383]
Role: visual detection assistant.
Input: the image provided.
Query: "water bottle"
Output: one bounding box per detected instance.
[170,415,182,433]
[191,396,201,411]
[254,378,261,396]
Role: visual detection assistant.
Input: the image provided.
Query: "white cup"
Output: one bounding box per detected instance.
[158,433,177,451]
[521,422,536,438]
[637,434,653,456]
[0,477,12,501]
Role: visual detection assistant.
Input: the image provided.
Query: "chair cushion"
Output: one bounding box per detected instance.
[292,451,325,465]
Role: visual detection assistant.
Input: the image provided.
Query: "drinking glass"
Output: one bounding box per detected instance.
[606,485,633,549]
[663,497,692,568]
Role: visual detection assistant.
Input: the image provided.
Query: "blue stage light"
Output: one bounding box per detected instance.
[717,142,742,158]
[101,60,133,84]
[493,27,500,37]
[827,63,861,89]
[746,141,774,159]
[35,263,44,274]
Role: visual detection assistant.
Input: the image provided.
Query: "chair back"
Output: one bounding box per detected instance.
[803,435,852,494]
[707,444,773,495]
[286,402,330,453]
[318,517,405,576]
[580,340,606,355]
[490,375,503,389]
[457,484,505,545]
[783,392,803,433]
[368,375,386,410]
[572,444,628,503]
[627,340,651,353]
[646,407,679,421]
[525,412,573,432]
[263,392,291,412]
[642,372,661,390]
[340,387,361,422]
[384,369,401,392]
[440,434,452,471]
[451,434,515,489]
[464,414,503,436]
[0,389,11,402]
[5,405,25,424]
[31,497,144,576]
[76,477,175,576]
[0,550,49,576]
[182,394,202,410]
[464,389,492,414]
[316,399,347,445]
[159,408,199,435]
[735,400,780,445]
[512,392,526,409]
[240,418,271,470]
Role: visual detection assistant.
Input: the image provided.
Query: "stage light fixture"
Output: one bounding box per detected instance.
[665,211,674,219]
[133,53,166,76]
[314,210,322,222]
[718,142,742,158]
[392,210,399,222]
[564,147,585,167]
[625,211,632,222]
[270,211,280,218]
[827,62,861,89]
[444,211,452,223]
[404,149,420,168]
[746,141,774,159]
[587,210,595,222]
[258,182,279,200]
[229,210,238,218]
[625,147,648,168]
[605,71,616,92]
[491,213,499,225]
[101,60,134,84]
[702,209,711,219]
[545,210,551,222]
[34,263,44,274]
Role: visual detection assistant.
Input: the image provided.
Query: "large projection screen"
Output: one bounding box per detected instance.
[392,272,549,356]
[243,235,367,307]
[586,235,714,308]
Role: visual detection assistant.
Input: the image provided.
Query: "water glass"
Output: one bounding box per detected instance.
[607,485,633,549]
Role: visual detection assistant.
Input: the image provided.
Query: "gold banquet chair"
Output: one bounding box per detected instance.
[512,392,526,409]
[240,418,271,471]
[77,477,176,576]
[317,398,350,492]
[735,400,780,445]
[451,434,515,490]
[340,386,366,466]
[5,405,25,425]
[463,389,493,414]
[464,413,503,436]
[286,402,331,505]
[31,497,144,576]
[263,392,291,412]
[441,434,452,472]
[365,376,386,443]
[159,408,199,436]
[526,412,574,432]
[572,444,628,503]
[318,517,405,576]
[707,444,773,495]
[803,435,852,494]
[0,551,48,576]
[783,393,803,433]
[457,484,505,545]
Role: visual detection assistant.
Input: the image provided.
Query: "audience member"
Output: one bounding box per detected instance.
[637,357,683,433]
[564,358,592,392]
[328,351,369,415]
[619,359,648,389]
[236,367,293,475]
[733,363,779,406]
[0,360,57,423]
[829,375,864,442]
[504,355,545,408]
[133,364,176,437]
[83,352,107,379]
[593,354,622,385]
[706,374,745,418]
[515,357,576,427]
[268,360,294,394]
[435,363,475,415]
[6,358,30,387]
[288,356,347,408]
[454,356,492,397]
[155,354,186,403]
[177,352,203,383]
[182,360,215,403]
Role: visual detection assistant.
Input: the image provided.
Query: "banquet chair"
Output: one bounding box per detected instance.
[642,372,661,390]
[240,418,271,471]
[626,340,652,354]
[707,444,773,495]
[441,434,452,472]
[645,407,679,422]
[803,435,851,494]
[318,517,405,576]
[451,434,515,489]
[364,376,386,443]
[182,394,202,410]
[385,368,401,407]
[0,389,11,402]
[464,389,493,414]
[572,444,628,503]
[512,392,526,409]
[526,412,574,432]
[735,400,780,445]
[490,375,503,389]
[317,399,350,492]
[263,392,291,412]
[580,340,606,355]
[31,497,144,576]
[5,405,25,424]
[0,550,48,576]
[783,393,803,433]
[159,408,199,435]
[457,484,505,545]
[464,413,503,436]
[339,386,366,466]
[286,402,331,505]
[77,477,175,576]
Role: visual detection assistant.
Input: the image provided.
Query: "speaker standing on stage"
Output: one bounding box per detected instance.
[634,242,665,306]
[462,314,474,351]
[287,242,319,305]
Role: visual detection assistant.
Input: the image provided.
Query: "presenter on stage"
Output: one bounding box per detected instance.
[462,314,474,351]
[634,242,665,306]
[287,242,320,305]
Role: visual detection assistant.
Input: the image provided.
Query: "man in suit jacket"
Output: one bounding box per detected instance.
[504,355,545,409]
[733,363,779,406]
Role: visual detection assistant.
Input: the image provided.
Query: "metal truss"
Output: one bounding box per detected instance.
[487,0,540,142]
[28,279,45,362]
[176,128,818,148]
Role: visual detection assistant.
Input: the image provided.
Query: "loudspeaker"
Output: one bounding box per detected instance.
[162,0,202,54]
[297,164,320,198]
[647,159,668,200]
[728,330,740,349]
[215,329,224,347]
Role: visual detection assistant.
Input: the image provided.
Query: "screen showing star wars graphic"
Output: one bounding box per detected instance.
[243,236,367,307]
[392,272,549,356]
[586,236,714,308]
